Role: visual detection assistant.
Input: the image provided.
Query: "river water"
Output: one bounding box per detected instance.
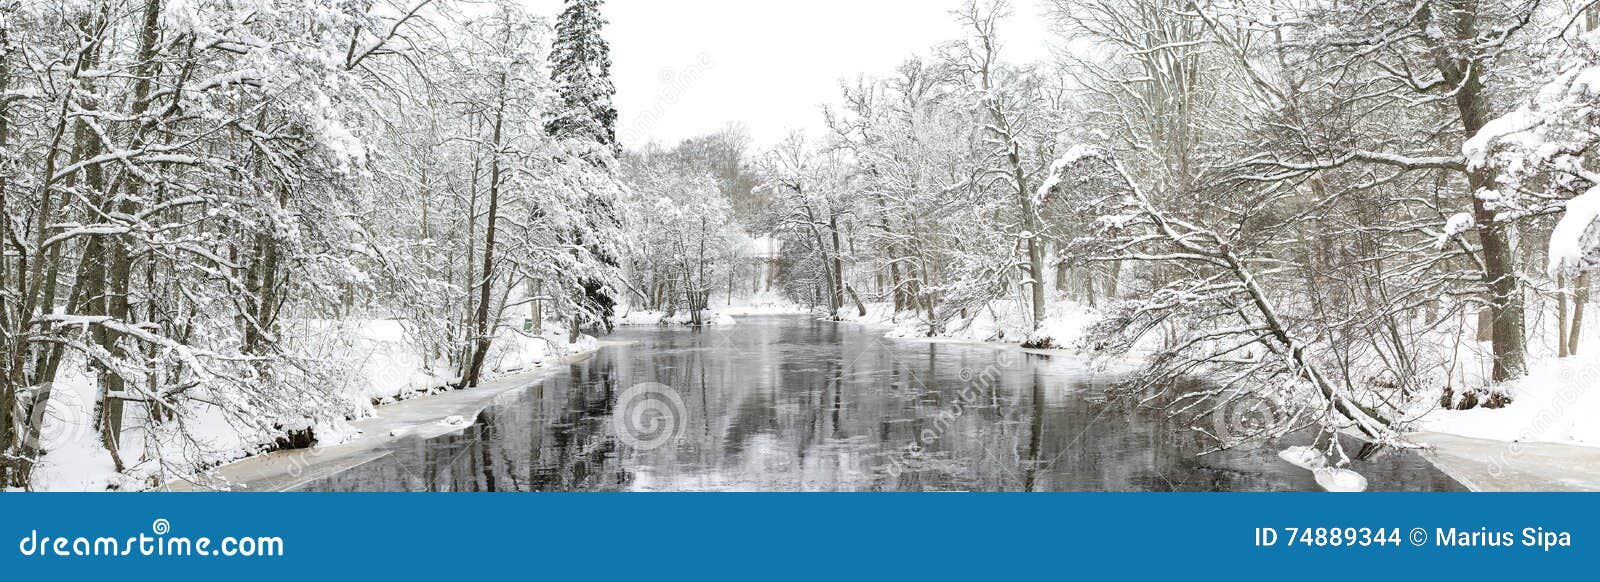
[296,315,1463,492]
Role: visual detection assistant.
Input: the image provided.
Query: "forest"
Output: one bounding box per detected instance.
[4,0,1600,490]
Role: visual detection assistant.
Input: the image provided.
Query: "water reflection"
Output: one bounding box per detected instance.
[297,315,1463,492]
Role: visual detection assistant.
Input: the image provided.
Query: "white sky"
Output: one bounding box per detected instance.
[525,0,1052,149]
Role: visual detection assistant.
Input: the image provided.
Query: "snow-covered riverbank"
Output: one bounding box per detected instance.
[163,345,612,492]
[1415,357,1600,447]
[1406,357,1600,490]
[45,301,1600,492]
[28,320,601,492]
[837,299,1099,348]
[835,298,1600,491]
[614,293,813,327]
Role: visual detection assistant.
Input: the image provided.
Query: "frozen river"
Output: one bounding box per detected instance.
[296,315,1463,491]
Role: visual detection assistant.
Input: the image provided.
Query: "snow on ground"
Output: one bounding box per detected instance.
[840,298,1098,349]
[317,318,594,405]
[716,291,813,315]
[28,366,124,491]
[615,309,738,326]
[1418,356,1600,447]
[480,325,598,378]
[29,358,334,492]
[616,292,810,325]
[27,318,599,491]
[1402,291,1600,450]
[341,319,458,403]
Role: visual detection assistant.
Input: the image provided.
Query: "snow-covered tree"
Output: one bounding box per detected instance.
[944,0,1063,332]
[545,0,622,338]
[0,0,440,487]
[621,151,740,323]
[546,0,617,149]
[1467,9,1600,358]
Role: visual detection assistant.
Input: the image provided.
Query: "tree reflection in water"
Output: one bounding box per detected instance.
[298,315,1463,492]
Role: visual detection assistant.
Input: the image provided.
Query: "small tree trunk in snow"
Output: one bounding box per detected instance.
[529,278,542,325]
[1558,274,1571,358]
[829,211,846,314]
[1570,274,1589,355]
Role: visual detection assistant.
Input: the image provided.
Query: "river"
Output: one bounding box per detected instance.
[295,314,1463,492]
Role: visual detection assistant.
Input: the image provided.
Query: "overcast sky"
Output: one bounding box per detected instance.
[526,0,1052,149]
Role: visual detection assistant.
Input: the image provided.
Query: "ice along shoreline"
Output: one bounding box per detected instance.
[164,346,616,492]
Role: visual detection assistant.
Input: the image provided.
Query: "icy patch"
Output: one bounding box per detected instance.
[1277,446,1328,470]
[1312,467,1369,492]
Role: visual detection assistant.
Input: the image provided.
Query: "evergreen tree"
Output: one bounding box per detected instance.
[547,0,618,148]
[548,0,622,331]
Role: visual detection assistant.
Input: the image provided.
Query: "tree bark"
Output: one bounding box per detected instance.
[1429,1,1526,385]
[462,70,510,388]
[829,210,846,314]
[1570,274,1589,355]
[530,278,543,326]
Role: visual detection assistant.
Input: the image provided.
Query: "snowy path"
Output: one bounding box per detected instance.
[1412,432,1600,492]
[163,346,617,492]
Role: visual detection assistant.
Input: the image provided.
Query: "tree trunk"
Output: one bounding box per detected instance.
[847,285,867,317]
[71,5,125,469]
[1437,3,1526,386]
[1559,274,1571,358]
[462,72,510,388]
[802,203,840,317]
[460,145,481,371]
[1083,269,1097,309]
[1019,167,1046,328]
[6,9,110,480]
[829,211,846,314]
[1570,274,1589,355]
[1104,260,1121,299]
[530,278,543,326]
[0,16,12,485]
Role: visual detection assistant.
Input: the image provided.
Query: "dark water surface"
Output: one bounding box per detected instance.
[297,315,1463,492]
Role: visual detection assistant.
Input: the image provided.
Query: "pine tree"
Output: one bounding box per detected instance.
[548,0,621,332]
[547,0,618,148]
